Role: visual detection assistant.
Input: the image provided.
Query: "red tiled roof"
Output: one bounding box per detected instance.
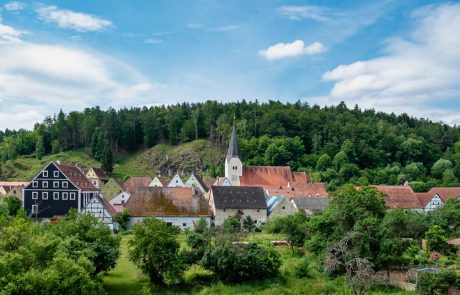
[291,171,310,183]
[265,187,305,198]
[294,183,329,197]
[157,177,169,187]
[91,168,108,179]
[240,166,294,187]
[125,187,210,217]
[124,177,152,193]
[415,192,434,207]
[447,238,460,246]
[112,204,125,213]
[372,185,421,209]
[426,187,460,202]
[57,163,98,191]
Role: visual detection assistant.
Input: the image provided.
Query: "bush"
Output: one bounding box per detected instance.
[185,231,209,264]
[294,257,312,278]
[114,209,130,231]
[201,242,281,283]
[263,216,289,233]
[223,216,241,233]
[417,268,458,294]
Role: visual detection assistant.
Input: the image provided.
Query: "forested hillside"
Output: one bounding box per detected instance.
[1,100,460,190]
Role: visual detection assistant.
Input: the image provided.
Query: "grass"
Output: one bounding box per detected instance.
[103,236,146,295]
[104,233,415,295]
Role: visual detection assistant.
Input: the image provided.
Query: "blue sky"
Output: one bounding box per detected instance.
[0,0,459,130]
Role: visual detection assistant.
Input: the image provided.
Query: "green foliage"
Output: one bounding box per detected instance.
[294,257,313,278]
[431,158,453,179]
[223,216,241,233]
[316,154,332,171]
[35,135,45,160]
[3,196,22,216]
[51,139,60,154]
[129,218,185,285]
[114,209,130,231]
[101,138,114,173]
[417,268,459,294]
[185,231,209,264]
[425,225,448,253]
[243,215,256,232]
[201,242,281,283]
[194,217,209,234]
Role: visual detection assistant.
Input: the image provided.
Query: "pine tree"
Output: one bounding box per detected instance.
[35,135,45,160]
[101,139,113,173]
[51,140,60,154]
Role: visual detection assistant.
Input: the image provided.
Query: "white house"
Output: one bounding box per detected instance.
[185,173,209,194]
[167,174,185,187]
[149,176,169,187]
[416,187,460,212]
[81,195,118,231]
[109,191,131,206]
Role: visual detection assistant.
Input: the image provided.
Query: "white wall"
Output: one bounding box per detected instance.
[214,208,267,227]
[128,216,211,230]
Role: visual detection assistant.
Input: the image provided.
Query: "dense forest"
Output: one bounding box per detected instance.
[1,100,460,190]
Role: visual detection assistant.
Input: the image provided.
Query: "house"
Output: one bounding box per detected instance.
[85,167,108,189]
[266,196,297,217]
[185,173,209,194]
[101,178,126,200]
[291,196,329,215]
[208,186,267,227]
[109,191,131,206]
[167,174,184,187]
[0,181,29,200]
[149,176,169,187]
[372,185,421,210]
[415,187,460,212]
[125,187,211,229]
[23,161,100,219]
[124,176,152,193]
[215,177,232,186]
[81,195,118,230]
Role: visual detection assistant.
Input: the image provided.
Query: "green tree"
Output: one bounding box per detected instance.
[129,218,185,285]
[316,154,332,172]
[425,225,448,253]
[243,215,256,232]
[51,139,60,154]
[431,158,453,179]
[223,216,241,233]
[35,135,45,160]
[114,209,130,231]
[3,196,22,216]
[101,139,113,173]
[333,151,349,171]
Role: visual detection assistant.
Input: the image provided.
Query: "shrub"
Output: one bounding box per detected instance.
[417,268,458,294]
[223,216,240,233]
[114,209,130,231]
[425,225,448,254]
[294,257,312,278]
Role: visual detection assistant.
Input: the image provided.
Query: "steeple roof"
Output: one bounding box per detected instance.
[226,121,241,161]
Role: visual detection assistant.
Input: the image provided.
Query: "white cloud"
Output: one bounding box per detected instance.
[214,25,239,32]
[0,21,158,130]
[35,5,113,32]
[144,38,162,44]
[320,3,460,124]
[186,23,204,29]
[3,1,25,11]
[278,5,331,22]
[0,23,23,42]
[258,40,325,61]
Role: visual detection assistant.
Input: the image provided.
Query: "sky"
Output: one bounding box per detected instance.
[0,0,459,130]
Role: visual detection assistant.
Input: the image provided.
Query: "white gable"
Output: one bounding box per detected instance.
[219,177,232,187]
[185,174,206,194]
[110,191,131,205]
[425,193,445,212]
[168,174,184,187]
[149,176,165,187]
[81,197,114,227]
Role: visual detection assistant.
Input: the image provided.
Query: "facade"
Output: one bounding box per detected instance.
[215,177,232,186]
[124,177,152,193]
[81,195,117,230]
[208,186,267,226]
[167,174,185,187]
[109,191,131,206]
[149,176,169,187]
[415,187,460,212]
[266,196,297,217]
[225,122,243,186]
[101,178,125,200]
[125,187,211,230]
[185,173,209,195]
[23,162,100,219]
[85,168,108,189]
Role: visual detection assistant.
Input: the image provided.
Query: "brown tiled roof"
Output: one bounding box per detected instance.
[292,196,329,211]
[112,204,125,213]
[211,186,267,210]
[57,163,98,191]
[113,179,126,190]
[294,183,329,197]
[372,185,421,209]
[426,187,460,202]
[265,187,305,198]
[157,176,170,187]
[125,187,210,217]
[415,192,433,207]
[447,238,460,246]
[124,177,152,193]
[240,166,294,187]
[291,171,310,183]
[91,168,108,179]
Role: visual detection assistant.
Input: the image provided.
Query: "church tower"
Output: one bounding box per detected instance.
[225,121,243,186]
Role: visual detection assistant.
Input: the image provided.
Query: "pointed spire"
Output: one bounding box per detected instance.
[226,120,241,161]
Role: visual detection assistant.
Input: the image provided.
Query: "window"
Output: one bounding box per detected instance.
[62,181,68,188]
[53,171,59,177]
[53,192,59,200]
[42,192,48,200]
[53,181,59,188]
[166,222,172,226]
[223,209,226,212]
[282,206,285,210]
[183,223,187,227]
[233,166,238,170]
[257,209,260,212]
[32,192,38,199]
[62,192,68,200]
[70,193,76,200]
[32,181,38,188]
[32,205,38,213]
[43,181,48,188]
[43,171,48,177]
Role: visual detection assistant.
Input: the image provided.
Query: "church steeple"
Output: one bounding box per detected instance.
[226,121,241,162]
[225,119,243,186]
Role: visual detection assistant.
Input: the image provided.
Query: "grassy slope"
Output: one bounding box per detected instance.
[1,150,101,181]
[104,234,414,295]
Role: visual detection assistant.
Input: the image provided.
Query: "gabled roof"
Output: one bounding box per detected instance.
[157,176,169,187]
[426,187,460,202]
[266,196,285,214]
[211,186,267,210]
[83,195,117,217]
[265,187,305,198]
[57,162,98,191]
[89,168,108,179]
[292,196,329,212]
[226,122,241,161]
[292,183,329,197]
[415,192,435,207]
[125,187,210,217]
[113,179,126,190]
[240,166,294,187]
[189,174,209,192]
[291,171,310,183]
[372,185,421,209]
[124,177,152,193]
